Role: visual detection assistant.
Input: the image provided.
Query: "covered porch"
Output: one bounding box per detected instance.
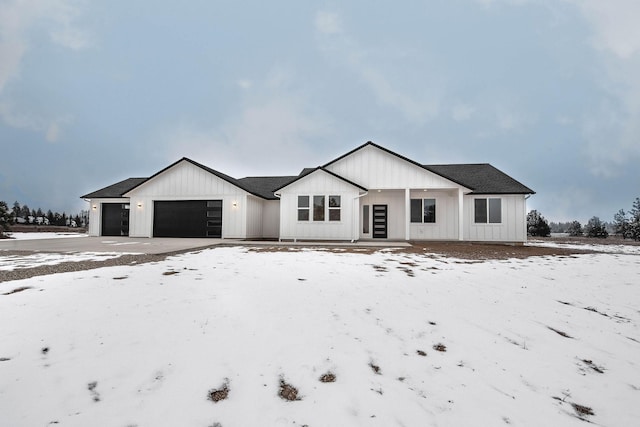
[357,188,466,241]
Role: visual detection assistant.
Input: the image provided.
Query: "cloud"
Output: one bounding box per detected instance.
[160,68,332,177]
[315,11,342,35]
[566,0,640,59]
[0,0,89,140]
[451,104,475,122]
[0,0,91,91]
[236,79,252,90]
[314,10,442,124]
[561,0,640,175]
[0,101,72,142]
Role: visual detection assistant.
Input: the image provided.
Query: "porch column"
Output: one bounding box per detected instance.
[405,188,411,241]
[458,188,464,241]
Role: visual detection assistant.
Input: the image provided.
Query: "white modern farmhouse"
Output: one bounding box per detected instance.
[82,141,534,243]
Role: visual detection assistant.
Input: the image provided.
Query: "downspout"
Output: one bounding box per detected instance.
[274,192,283,242]
[351,191,369,243]
[524,194,531,242]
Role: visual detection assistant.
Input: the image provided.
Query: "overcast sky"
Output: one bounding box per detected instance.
[1,0,639,222]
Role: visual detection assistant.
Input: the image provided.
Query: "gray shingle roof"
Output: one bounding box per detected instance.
[82,144,534,200]
[81,178,147,199]
[238,176,298,199]
[424,164,535,194]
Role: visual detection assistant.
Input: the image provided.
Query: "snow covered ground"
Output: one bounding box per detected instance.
[0,252,134,271]
[3,232,88,241]
[1,247,638,427]
[528,239,640,255]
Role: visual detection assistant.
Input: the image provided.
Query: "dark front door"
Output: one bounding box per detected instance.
[153,200,222,238]
[101,203,130,236]
[372,204,388,238]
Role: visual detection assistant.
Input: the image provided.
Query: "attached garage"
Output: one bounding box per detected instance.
[101,203,130,236]
[153,200,222,238]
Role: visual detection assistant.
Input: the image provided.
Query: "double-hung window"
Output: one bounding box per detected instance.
[410,198,436,223]
[474,198,502,223]
[328,195,341,221]
[298,196,310,221]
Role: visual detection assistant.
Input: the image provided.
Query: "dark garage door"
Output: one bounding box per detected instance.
[102,203,130,236]
[153,200,222,238]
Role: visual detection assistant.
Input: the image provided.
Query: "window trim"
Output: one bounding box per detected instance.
[328,195,341,222]
[297,196,310,222]
[474,197,502,224]
[313,195,325,221]
[410,198,436,224]
[296,194,343,222]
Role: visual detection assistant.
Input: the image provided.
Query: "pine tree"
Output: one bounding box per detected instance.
[527,210,551,237]
[12,201,20,220]
[20,205,30,221]
[567,221,583,237]
[0,201,11,233]
[613,209,630,238]
[629,197,640,241]
[585,216,608,238]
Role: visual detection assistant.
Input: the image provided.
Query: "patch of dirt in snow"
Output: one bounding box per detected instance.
[208,380,230,403]
[278,378,301,401]
[319,372,336,383]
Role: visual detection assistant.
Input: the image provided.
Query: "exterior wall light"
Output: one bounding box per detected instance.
[232,201,237,207]
[92,205,97,210]
[137,203,142,208]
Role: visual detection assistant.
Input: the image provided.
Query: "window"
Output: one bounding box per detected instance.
[298,196,309,221]
[313,196,325,221]
[474,198,501,223]
[489,198,502,223]
[363,205,370,233]
[328,195,341,221]
[410,199,436,223]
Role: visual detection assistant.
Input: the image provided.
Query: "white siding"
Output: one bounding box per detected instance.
[464,194,527,242]
[124,160,250,238]
[262,200,280,239]
[408,190,459,240]
[245,195,263,239]
[326,144,467,191]
[86,198,129,236]
[279,170,360,240]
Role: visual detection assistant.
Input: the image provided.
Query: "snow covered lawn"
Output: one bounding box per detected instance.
[3,232,87,241]
[1,247,638,426]
[0,252,135,271]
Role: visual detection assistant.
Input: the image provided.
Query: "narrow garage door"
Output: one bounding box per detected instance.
[101,203,130,236]
[153,200,222,238]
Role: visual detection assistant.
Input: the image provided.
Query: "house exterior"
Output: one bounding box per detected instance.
[82,142,534,243]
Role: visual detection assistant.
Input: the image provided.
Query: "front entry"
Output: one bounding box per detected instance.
[372,204,388,238]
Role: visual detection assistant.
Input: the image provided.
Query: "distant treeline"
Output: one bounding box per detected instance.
[0,200,88,229]
[529,196,640,240]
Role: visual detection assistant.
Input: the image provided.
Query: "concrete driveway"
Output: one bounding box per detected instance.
[0,236,226,255]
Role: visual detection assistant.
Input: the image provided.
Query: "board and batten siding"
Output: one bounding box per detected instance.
[124,160,250,238]
[408,190,459,240]
[325,144,467,191]
[278,170,361,241]
[245,195,264,239]
[463,194,527,242]
[261,200,280,239]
